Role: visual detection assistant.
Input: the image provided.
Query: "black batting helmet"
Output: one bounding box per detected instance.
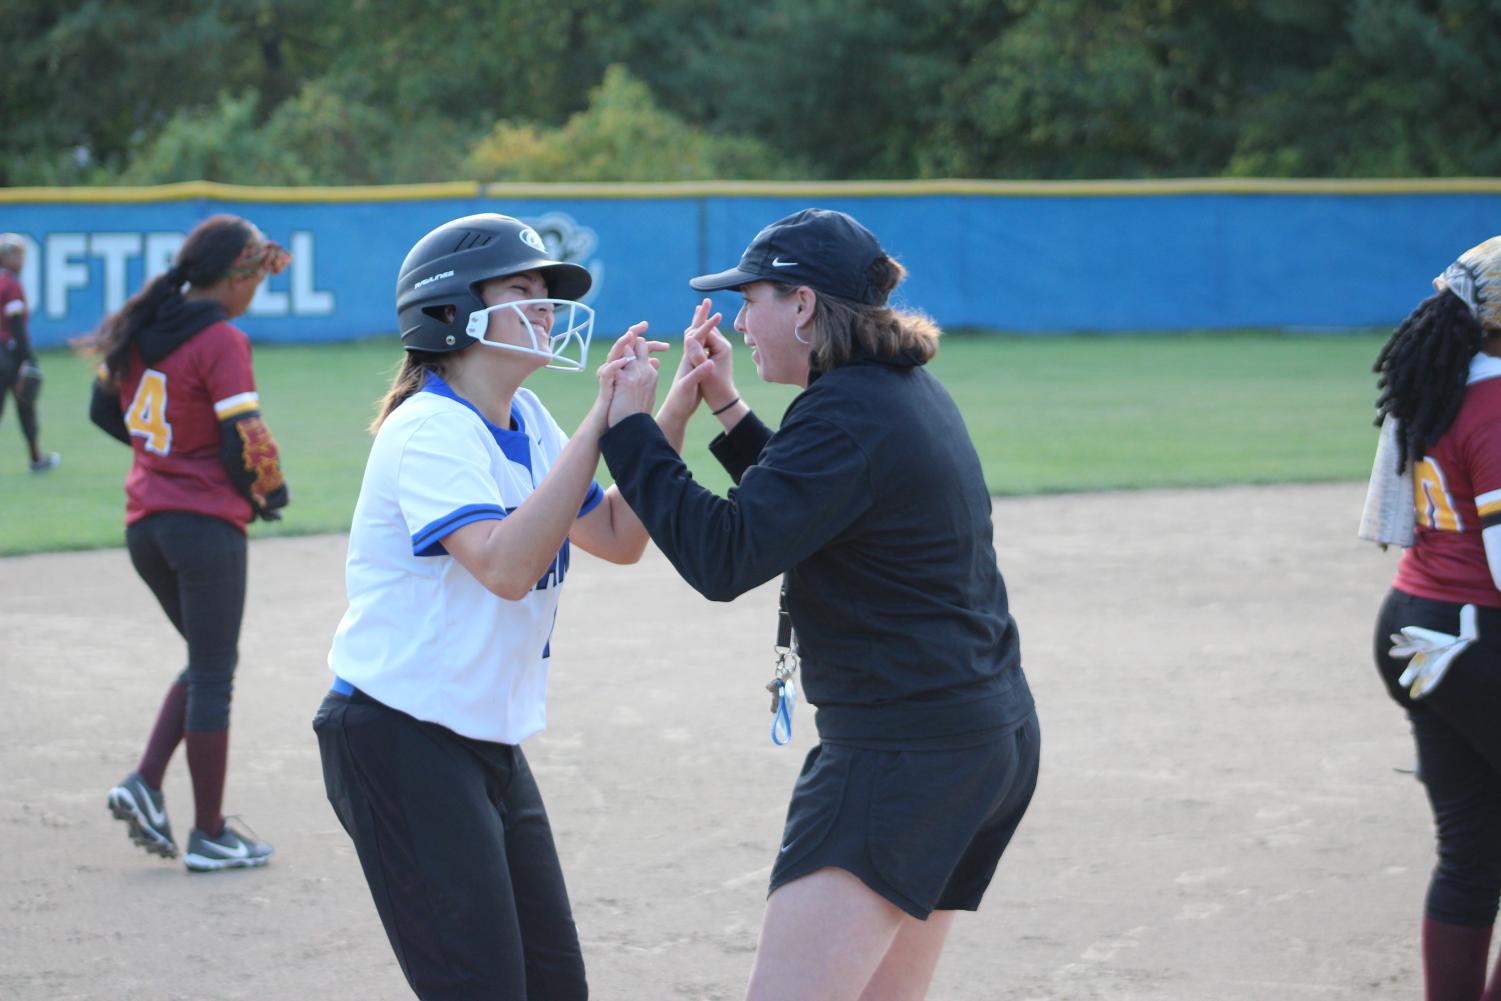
[395,214,592,354]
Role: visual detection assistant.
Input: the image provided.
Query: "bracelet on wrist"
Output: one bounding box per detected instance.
[711,397,741,416]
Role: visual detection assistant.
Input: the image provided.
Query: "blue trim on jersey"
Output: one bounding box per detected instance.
[579,480,604,518]
[412,502,509,556]
[331,676,355,696]
[421,371,533,471]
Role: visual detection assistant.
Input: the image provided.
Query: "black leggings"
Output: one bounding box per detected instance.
[1374,588,1501,926]
[0,342,40,458]
[314,690,587,1001]
[126,511,246,732]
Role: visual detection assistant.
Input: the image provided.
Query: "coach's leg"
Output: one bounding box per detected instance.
[500,748,588,1001]
[745,868,906,1001]
[317,696,529,1001]
[854,910,955,1001]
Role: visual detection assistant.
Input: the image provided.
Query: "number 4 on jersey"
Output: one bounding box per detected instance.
[126,369,172,455]
[1414,456,1462,532]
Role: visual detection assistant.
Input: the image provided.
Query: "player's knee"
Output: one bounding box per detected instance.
[184,676,235,731]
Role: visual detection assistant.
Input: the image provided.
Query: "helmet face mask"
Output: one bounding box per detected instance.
[465,297,595,372]
[396,213,593,366]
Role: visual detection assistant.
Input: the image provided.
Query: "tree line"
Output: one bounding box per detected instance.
[5,0,1498,186]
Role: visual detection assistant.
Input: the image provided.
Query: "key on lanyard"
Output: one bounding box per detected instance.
[767,649,797,746]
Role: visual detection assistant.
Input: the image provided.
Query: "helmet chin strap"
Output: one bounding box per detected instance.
[465,299,595,372]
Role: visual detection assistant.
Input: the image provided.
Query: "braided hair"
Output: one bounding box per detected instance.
[1373,288,1486,473]
[95,215,257,383]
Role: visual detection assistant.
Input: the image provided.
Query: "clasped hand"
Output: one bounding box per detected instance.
[658,298,737,423]
[593,322,667,429]
[594,300,731,431]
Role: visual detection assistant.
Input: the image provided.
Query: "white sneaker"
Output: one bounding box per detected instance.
[184,818,274,872]
[107,771,177,859]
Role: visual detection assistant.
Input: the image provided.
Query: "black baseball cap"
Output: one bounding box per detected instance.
[690,208,888,305]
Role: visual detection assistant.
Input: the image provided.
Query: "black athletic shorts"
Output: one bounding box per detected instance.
[768,710,1040,919]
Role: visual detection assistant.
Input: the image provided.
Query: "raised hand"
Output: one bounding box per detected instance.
[660,298,721,423]
[592,322,666,433]
[685,297,738,413]
[605,323,673,427]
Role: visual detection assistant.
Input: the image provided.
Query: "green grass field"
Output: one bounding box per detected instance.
[0,331,1385,556]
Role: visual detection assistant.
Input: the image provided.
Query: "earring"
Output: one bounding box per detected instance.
[793,322,811,345]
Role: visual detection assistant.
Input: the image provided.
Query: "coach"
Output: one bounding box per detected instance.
[598,208,1039,1001]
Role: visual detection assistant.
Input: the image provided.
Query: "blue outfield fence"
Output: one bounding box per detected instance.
[3,178,1499,349]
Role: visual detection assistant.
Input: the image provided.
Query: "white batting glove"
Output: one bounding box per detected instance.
[1389,603,1478,699]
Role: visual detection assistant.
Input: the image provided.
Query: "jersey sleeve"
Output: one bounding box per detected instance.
[196,324,259,416]
[398,416,510,557]
[1466,418,1501,529]
[0,275,25,319]
[190,327,288,518]
[2,275,33,358]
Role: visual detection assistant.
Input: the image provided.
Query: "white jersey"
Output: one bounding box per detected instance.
[328,373,602,743]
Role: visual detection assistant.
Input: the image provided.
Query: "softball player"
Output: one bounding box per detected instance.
[0,234,60,471]
[598,208,1039,1001]
[91,214,290,872]
[313,213,703,1001]
[1372,236,1501,1000]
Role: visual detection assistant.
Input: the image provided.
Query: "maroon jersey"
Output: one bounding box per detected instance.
[0,269,25,346]
[1395,365,1501,608]
[118,321,261,529]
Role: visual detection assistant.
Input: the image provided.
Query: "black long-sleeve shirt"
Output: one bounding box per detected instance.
[599,348,1033,743]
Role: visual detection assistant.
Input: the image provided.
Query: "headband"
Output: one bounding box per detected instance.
[227,239,292,280]
[1434,236,1501,329]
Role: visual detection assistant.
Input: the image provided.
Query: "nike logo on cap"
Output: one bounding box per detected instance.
[771,257,799,268]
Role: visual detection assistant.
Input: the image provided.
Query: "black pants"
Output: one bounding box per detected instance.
[0,342,40,459]
[313,690,587,1001]
[125,512,246,732]
[1375,588,1501,926]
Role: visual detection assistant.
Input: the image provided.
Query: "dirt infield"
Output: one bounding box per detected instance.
[0,483,1470,1000]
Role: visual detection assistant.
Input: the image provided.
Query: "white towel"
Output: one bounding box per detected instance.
[1359,415,1415,549]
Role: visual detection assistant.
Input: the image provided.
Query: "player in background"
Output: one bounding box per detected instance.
[0,234,60,472]
[597,208,1039,1001]
[1373,236,1501,1001]
[313,213,708,1000]
[90,214,291,872]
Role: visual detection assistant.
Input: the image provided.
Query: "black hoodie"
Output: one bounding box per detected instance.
[600,348,1033,744]
[89,297,226,442]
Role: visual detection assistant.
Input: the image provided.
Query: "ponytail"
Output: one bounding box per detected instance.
[782,255,941,371]
[372,350,448,433]
[96,271,186,383]
[94,215,256,383]
[1374,288,1485,473]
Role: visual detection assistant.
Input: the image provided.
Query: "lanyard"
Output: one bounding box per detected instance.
[766,577,798,746]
